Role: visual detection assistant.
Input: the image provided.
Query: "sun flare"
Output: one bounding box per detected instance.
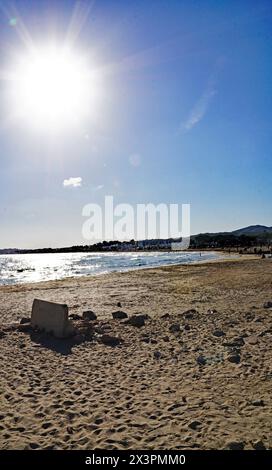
[9,45,97,131]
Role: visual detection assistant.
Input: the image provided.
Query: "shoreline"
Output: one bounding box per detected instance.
[0,251,243,290]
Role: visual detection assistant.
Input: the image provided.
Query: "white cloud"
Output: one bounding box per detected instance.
[63,177,82,188]
[182,80,217,132]
[94,184,104,191]
[129,153,141,167]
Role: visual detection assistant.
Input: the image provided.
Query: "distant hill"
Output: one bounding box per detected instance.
[0,224,271,253]
[232,225,272,236]
[190,224,272,249]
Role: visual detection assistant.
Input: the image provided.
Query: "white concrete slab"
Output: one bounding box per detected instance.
[31,299,75,338]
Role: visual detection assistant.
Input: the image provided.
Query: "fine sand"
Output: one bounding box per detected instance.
[0,256,272,450]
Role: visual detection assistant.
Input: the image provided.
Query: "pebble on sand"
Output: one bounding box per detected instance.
[188,420,202,430]
[17,323,32,333]
[252,440,266,450]
[197,355,206,366]
[0,329,6,339]
[227,354,241,364]
[100,334,121,347]
[125,315,146,327]
[207,309,218,314]
[112,311,128,320]
[20,317,31,324]
[251,399,265,407]
[153,350,162,360]
[82,311,97,321]
[226,441,245,450]
[169,323,180,333]
[212,329,225,337]
[182,309,198,319]
[69,313,82,320]
[161,313,170,319]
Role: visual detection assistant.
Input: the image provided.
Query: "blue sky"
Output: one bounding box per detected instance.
[0,0,271,248]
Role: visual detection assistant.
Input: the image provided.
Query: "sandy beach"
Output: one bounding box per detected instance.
[0,256,272,450]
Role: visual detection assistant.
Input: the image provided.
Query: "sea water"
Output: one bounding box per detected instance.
[0,251,223,286]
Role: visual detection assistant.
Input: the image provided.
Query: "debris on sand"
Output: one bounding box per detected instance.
[153,350,162,360]
[69,313,82,321]
[125,315,146,327]
[0,329,6,339]
[112,311,128,320]
[212,329,225,337]
[17,323,32,333]
[181,309,198,319]
[197,355,206,366]
[82,311,97,321]
[251,399,265,407]
[169,323,181,333]
[20,317,31,324]
[207,308,218,314]
[252,440,266,450]
[100,334,122,347]
[161,313,170,319]
[188,420,202,430]
[226,441,245,450]
[227,354,241,364]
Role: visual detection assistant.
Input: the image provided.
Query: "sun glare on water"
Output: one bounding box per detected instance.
[9,45,98,132]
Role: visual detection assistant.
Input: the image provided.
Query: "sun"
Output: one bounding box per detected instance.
[9,45,97,132]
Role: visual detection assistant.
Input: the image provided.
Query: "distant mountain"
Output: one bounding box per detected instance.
[232,225,272,236]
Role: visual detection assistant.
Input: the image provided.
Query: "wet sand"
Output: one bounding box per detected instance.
[0,256,272,450]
